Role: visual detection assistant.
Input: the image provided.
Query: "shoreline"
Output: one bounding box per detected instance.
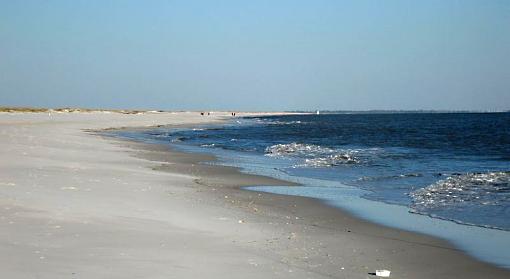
[103,125,510,278]
[1,111,508,278]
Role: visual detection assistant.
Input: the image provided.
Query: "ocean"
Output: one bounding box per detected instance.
[112,112,510,267]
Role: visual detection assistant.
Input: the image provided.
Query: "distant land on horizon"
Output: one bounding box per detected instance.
[1,106,509,114]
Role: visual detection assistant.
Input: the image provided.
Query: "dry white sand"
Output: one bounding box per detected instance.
[1,111,508,279]
[0,112,281,278]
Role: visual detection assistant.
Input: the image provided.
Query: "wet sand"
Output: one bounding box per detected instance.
[1,111,508,278]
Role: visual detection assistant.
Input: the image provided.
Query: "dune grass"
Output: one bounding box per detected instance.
[0,107,151,114]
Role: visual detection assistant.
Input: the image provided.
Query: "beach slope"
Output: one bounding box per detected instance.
[0,111,508,279]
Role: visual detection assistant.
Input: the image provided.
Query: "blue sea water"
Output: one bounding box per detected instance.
[113,112,510,267]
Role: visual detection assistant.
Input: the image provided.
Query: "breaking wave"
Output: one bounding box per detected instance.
[266,120,306,125]
[264,143,378,167]
[409,171,510,230]
[410,171,510,208]
[200,143,216,147]
[265,143,335,156]
[253,118,306,125]
[303,154,359,167]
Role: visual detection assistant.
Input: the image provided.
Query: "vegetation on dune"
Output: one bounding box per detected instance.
[0,107,49,113]
[0,107,154,114]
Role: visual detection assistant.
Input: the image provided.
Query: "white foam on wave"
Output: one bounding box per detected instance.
[410,171,510,210]
[264,143,371,167]
[265,143,334,156]
[252,118,306,126]
[200,143,216,147]
[266,120,304,125]
[303,154,359,167]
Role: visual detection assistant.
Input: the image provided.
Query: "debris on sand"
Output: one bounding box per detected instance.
[375,269,391,277]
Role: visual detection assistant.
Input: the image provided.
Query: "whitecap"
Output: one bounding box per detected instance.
[200,143,216,147]
[265,143,335,156]
[410,171,510,210]
[264,143,373,167]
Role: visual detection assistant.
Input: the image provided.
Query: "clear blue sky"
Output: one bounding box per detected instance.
[1,0,509,111]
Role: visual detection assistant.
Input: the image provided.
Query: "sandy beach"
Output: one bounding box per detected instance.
[1,111,508,279]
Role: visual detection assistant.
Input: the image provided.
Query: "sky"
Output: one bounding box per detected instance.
[0,0,509,111]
